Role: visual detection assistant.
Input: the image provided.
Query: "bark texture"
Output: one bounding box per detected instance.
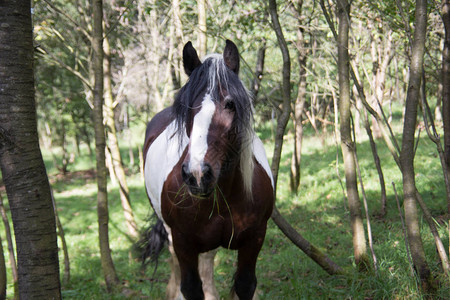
[337,0,370,270]
[268,0,292,191]
[103,35,138,239]
[399,0,433,290]
[92,0,119,289]
[442,0,450,234]
[0,1,61,298]
[290,0,308,194]
[251,39,266,98]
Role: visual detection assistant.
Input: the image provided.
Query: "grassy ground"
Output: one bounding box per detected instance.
[2,118,449,299]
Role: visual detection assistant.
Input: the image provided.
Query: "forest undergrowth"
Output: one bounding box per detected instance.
[2,119,449,299]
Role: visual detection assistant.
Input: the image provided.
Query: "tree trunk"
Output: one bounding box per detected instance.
[0,235,6,300]
[442,1,450,255]
[197,0,207,58]
[251,39,266,99]
[400,0,433,291]
[124,103,135,168]
[268,0,292,191]
[337,0,370,271]
[51,190,71,284]
[369,25,394,139]
[364,110,388,216]
[103,35,138,240]
[92,0,119,290]
[172,0,183,90]
[0,1,61,298]
[267,0,343,276]
[290,0,307,194]
[0,193,18,298]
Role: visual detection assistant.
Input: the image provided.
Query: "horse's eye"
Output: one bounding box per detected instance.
[224,100,235,111]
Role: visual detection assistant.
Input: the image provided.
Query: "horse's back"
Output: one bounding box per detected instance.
[143,107,174,158]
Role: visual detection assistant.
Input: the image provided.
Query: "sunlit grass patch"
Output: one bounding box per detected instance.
[2,115,448,299]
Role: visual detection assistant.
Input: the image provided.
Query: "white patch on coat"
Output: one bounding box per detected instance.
[188,94,216,175]
[252,135,274,188]
[144,121,188,220]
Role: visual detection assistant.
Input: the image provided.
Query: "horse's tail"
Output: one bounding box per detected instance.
[136,217,168,270]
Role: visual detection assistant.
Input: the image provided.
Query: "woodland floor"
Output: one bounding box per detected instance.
[1,120,449,299]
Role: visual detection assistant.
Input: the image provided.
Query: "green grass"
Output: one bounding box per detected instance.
[1,117,449,299]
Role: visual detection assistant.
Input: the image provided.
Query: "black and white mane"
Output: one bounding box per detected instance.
[172,53,255,195]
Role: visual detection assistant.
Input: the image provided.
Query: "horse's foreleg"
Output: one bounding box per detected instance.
[231,235,265,300]
[199,249,219,300]
[172,232,204,300]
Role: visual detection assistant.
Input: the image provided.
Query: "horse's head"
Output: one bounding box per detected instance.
[173,40,254,198]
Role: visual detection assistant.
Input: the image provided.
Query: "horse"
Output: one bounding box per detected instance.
[143,40,274,300]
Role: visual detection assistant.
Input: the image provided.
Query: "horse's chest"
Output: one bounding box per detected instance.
[163,197,262,249]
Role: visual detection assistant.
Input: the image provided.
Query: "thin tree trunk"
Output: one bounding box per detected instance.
[393,183,415,276]
[197,0,207,58]
[337,0,370,271]
[369,26,394,139]
[124,103,135,168]
[400,0,434,291]
[419,72,450,275]
[0,1,61,298]
[50,189,71,284]
[105,146,117,185]
[0,193,18,298]
[321,0,402,169]
[290,0,307,194]
[442,0,450,263]
[321,0,389,219]
[172,0,183,89]
[353,150,378,272]
[0,234,5,300]
[267,0,343,276]
[103,34,138,240]
[268,0,292,191]
[252,39,266,99]
[92,0,119,290]
[364,109,387,216]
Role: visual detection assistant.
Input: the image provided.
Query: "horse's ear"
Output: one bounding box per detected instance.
[223,40,240,74]
[183,41,201,76]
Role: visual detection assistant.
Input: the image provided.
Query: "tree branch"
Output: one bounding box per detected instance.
[36,46,93,93]
[42,0,92,44]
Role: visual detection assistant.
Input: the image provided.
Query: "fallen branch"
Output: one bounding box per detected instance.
[271,207,344,275]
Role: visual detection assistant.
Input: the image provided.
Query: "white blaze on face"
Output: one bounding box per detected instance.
[189,94,216,183]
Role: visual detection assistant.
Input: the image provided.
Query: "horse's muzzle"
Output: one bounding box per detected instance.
[181,163,215,198]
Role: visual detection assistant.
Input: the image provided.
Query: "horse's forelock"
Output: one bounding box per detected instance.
[173,54,255,197]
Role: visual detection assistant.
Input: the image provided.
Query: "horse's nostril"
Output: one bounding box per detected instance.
[202,163,212,177]
[181,163,196,186]
[201,163,214,185]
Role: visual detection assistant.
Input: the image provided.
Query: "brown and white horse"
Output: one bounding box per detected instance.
[143,40,274,300]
